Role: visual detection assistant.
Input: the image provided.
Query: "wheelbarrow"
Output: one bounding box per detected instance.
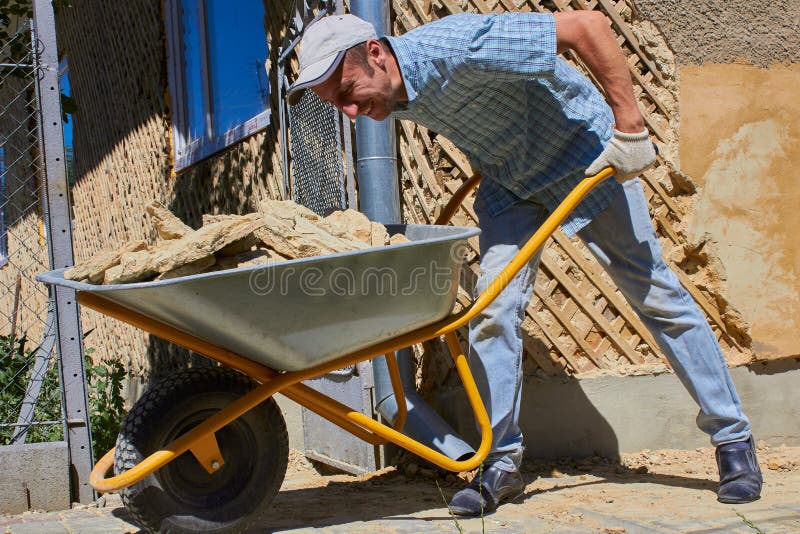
[37,167,614,533]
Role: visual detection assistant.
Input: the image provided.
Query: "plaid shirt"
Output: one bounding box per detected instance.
[386,12,622,236]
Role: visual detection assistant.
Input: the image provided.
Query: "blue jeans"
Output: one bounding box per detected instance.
[470,179,751,471]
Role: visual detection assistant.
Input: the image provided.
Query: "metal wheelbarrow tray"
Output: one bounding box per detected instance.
[37,168,614,533]
[38,223,479,372]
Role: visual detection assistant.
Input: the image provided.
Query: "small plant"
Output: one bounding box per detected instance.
[0,334,62,444]
[436,465,488,534]
[84,347,127,461]
[735,510,766,534]
[0,333,126,460]
[435,479,464,534]
[478,466,485,533]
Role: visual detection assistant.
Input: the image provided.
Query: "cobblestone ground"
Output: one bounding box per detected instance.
[2,444,798,533]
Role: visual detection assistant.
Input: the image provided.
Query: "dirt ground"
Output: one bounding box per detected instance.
[259,442,800,532]
[4,443,798,533]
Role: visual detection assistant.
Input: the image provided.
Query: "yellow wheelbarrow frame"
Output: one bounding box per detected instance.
[85,167,614,493]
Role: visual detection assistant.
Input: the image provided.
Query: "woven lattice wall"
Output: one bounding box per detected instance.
[55,0,295,377]
[391,0,754,385]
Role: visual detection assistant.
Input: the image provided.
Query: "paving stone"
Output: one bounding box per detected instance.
[61,516,137,533]
[3,447,799,533]
[5,522,69,533]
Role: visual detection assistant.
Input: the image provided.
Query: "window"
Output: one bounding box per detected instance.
[165,0,271,170]
[59,59,75,185]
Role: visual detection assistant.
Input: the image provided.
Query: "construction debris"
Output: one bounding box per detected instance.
[63,239,149,284]
[65,200,410,285]
[146,201,192,240]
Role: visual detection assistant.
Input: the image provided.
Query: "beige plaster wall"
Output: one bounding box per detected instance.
[679,64,800,358]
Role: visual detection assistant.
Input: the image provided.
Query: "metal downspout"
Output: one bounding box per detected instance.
[350,0,475,462]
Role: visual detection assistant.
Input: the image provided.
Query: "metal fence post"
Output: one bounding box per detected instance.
[31,0,94,504]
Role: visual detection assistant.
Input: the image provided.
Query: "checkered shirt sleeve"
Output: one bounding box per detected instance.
[388,12,621,236]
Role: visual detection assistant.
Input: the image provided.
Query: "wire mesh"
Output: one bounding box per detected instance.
[287,88,348,215]
[0,19,63,445]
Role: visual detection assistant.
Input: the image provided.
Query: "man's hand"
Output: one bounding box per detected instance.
[585,128,656,183]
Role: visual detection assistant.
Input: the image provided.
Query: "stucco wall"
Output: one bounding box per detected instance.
[636,1,800,359]
[634,0,800,67]
[679,64,800,358]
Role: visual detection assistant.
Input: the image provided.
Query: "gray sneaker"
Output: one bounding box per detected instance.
[449,465,525,516]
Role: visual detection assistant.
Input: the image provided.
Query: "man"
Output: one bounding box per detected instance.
[287,11,763,516]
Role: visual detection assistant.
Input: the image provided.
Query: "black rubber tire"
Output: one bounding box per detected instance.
[114,367,288,533]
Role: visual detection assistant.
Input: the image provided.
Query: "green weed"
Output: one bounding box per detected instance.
[1,333,126,460]
[436,479,464,533]
[735,510,766,534]
[436,465,488,534]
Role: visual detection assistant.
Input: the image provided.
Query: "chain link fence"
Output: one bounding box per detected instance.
[287,77,351,215]
[0,19,64,446]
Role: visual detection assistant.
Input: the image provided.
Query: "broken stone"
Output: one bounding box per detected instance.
[212,256,239,272]
[103,249,157,284]
[257,199,321,223]
[202,213,240,226]
[767,460,785,471]
[389,233,411,245]
[317,209,373,244]
[216,233,261,257]
[149,214,266,274]
[210,248,281,272]
[156,255,217,281]
[235,248,280,267]
[65,239,148,283]
[293,214,367,253]
[70,199,405,285]
[146,201,192,240]
[103,214,266,284]
[370,222,388,247]
[253,212,365,259]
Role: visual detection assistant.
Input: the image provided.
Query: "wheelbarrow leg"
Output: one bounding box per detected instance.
[340,331,493,473]
[188,432,224,474]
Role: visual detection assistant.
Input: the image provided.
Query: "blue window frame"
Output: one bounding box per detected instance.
[59,59,75,185]
[165,0,271,170]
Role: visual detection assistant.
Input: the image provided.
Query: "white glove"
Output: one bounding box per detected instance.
[585,129,657,183]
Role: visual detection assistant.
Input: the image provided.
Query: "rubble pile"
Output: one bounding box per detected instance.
[65,200,409,284]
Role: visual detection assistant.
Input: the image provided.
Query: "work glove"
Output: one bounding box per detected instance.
[585,128,657,183]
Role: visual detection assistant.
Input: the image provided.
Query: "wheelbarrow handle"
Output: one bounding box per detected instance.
[86,166,615,494]
[434,167,615,230]
[434,172,483,225]
[431,166,616,334]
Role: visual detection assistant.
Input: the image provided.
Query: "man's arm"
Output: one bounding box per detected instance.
[554,11,656,182]
[553,11,643,133]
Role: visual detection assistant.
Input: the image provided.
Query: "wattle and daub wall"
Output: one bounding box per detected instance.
[32,1,796,397]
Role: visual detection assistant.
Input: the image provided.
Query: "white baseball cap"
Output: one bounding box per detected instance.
[287,14,378,106]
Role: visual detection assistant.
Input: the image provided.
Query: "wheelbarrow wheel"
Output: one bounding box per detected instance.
[114,367,288,533]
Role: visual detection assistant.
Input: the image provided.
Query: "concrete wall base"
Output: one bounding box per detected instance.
[0,441,70,514]
[435,359,800,460]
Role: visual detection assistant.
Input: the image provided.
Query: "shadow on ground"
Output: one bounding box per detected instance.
[107,462,719,532]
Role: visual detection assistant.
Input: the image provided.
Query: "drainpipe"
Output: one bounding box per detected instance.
[350,0,475,463]
[350,0,400,224]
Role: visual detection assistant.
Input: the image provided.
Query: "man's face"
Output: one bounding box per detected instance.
[312,41,401,121]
